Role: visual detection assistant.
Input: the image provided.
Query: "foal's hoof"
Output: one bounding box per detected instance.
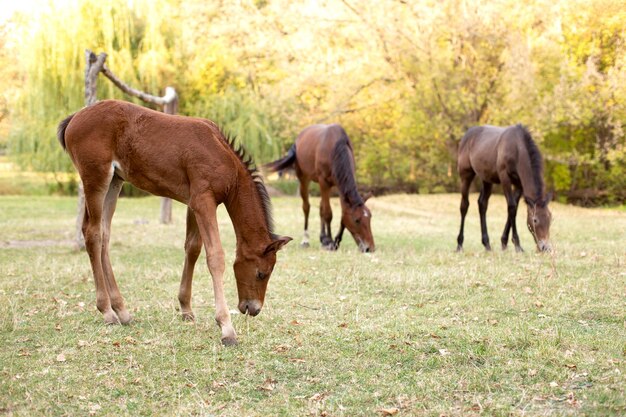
[181,311,195,322]
[221,336,238,346]
[103,310,121,325]
[117,310,133,325]
[300,241,310,248]
[515,246,524,253]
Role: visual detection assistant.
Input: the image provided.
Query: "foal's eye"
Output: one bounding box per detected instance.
[355,218,361,224]
[256,271,267,281]
[533,218,539,224]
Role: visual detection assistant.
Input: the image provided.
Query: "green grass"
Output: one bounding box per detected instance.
[1,193,624,416]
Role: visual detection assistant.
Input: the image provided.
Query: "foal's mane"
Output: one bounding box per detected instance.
[219,129,276,237]
[515,124,544,202]
[331,128,363,207]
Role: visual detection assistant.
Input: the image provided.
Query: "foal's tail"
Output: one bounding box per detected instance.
[264,144,296,173]
[57,114,75,151]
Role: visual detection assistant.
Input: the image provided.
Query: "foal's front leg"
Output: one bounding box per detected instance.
[191,196,237,345]
[318,183,336,250]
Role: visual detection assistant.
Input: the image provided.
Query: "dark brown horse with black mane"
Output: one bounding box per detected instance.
[265,124,375,252]
[57,100,291,345]
[456,124,552,252]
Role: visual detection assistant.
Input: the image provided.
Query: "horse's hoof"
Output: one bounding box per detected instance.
[117,309,133,325]
[103,310,121,325]
[515,246,524,253]
[221,336,238,346]
[456,245,463,252]
[501,243,508,251]
[181,312,195,322]
[300,242,310,248]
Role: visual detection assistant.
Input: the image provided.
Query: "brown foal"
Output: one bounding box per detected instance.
[456,124,552,253]
[58,100,291,345]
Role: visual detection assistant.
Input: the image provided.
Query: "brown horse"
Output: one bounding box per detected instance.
[265,124,375,252]
[456,124,552,252]
[57,100,291,345]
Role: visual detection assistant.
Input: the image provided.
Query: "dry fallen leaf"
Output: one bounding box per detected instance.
[56,353,66,362]
[309,393,324,402]
[528,369,538,376]
[550,381,559,388]
[379,407,399,416]
[259,378,276,392]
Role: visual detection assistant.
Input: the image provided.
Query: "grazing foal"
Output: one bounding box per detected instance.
[265,124,375,252]
[456,124,552,252]
[58,100,291,345]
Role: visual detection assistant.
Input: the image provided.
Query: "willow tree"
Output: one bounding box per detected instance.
[8,0,179,174]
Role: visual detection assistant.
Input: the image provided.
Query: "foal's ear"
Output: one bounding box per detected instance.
[362,191,374,202]
[264,236,293,255]
[544,191,553,204]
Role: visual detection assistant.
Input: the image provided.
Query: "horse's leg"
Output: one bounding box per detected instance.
[82,174,119,325]
[501,187,522,250]
[100,175,132,324]
[334,222,345,249]
[299,178,311,248]
[318,182,335,250]
[502,180,524,253]
[178,207,202,321]
[190,194,236,345]
[456,172,475,251]
[478,182,493,251]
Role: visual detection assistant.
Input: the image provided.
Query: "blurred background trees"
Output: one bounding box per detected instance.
[1,0,624,205]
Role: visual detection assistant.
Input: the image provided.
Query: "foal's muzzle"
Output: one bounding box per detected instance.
[238,299,262,316]
[537,240,552,253]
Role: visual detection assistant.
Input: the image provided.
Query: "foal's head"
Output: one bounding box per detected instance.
[234,236,292,316]
[525,194,552,252]
[341,192,375,253]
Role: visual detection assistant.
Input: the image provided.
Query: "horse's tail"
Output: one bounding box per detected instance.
[57,114,75,150]
[264,144,297,172]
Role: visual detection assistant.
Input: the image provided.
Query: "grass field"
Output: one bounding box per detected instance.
[0,193,624,416]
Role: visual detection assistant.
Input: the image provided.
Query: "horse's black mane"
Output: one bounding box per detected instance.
[332,128,363,207]
[515,124,545,203]
[220,129,276,238]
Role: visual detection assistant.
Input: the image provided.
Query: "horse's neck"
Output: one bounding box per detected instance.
[333,145,361,206]
[517,145,543,201]
[224,172,271,253]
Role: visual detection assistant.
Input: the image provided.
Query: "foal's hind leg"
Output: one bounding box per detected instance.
[100,175,132,324]
[299,178,311,248]
[456,171,475,251]
[178,207,202,321]
[478,182,493,251]
[82,173,119,325]
[501,187,522,250]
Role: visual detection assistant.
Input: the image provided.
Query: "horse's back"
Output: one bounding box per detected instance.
[458,125,507,183]
[295,124,346,182]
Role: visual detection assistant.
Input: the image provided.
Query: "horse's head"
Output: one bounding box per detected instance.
[525,193,552,252]
[341,192,375,253]
[233,235,292,316]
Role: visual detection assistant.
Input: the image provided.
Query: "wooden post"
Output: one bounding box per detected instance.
[160,88,179,224]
